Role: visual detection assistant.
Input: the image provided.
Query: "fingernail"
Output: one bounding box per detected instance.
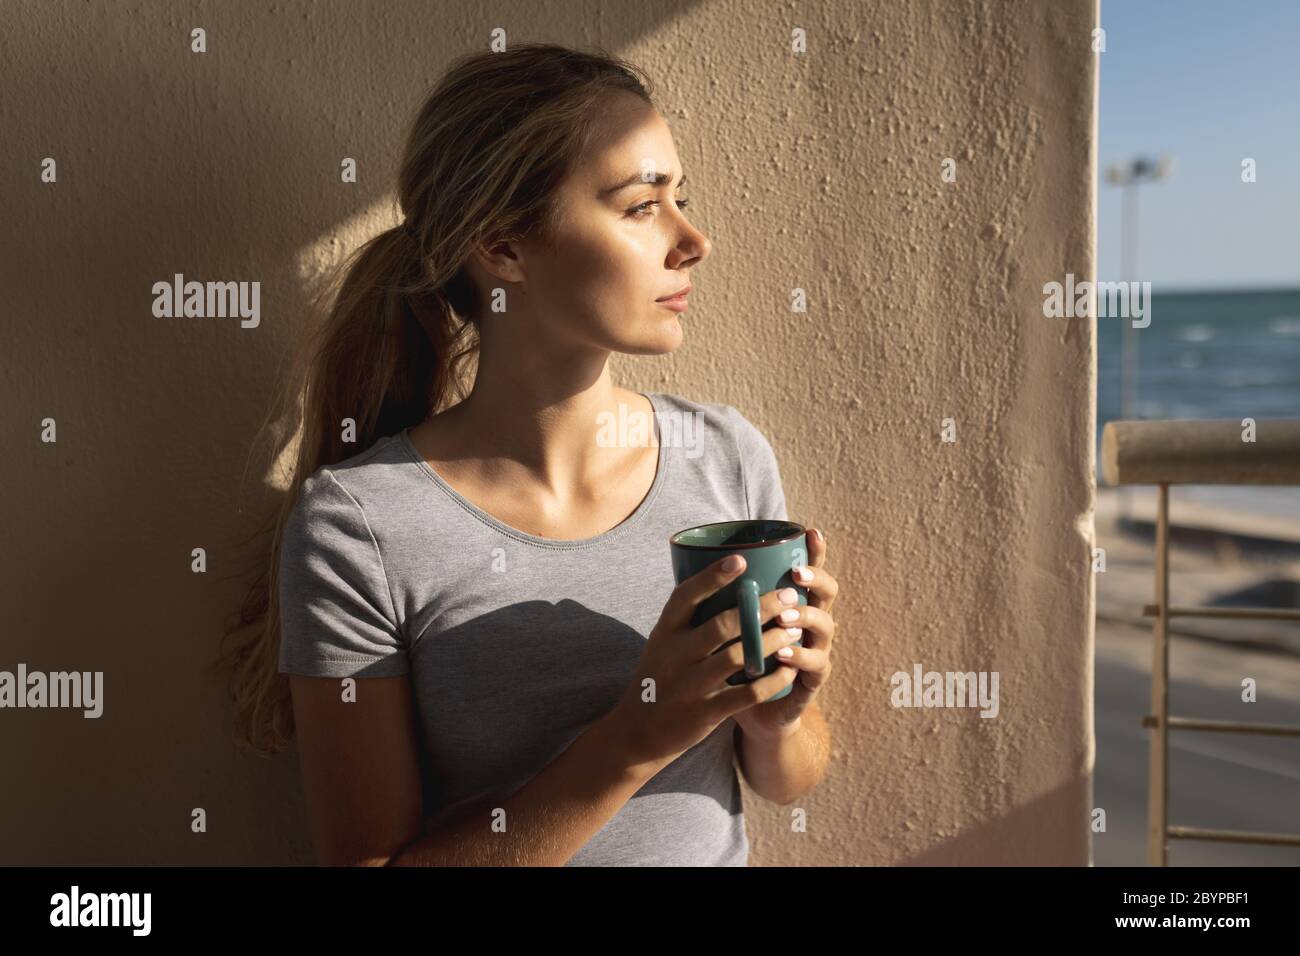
[784,627,802,639]
[722,555,743,572]
[778,587,798,605]
[779,607,800,624]
[777,646,795,658]
[793,566,812,583]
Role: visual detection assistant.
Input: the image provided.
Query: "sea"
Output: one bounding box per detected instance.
[1095,287,1300,520]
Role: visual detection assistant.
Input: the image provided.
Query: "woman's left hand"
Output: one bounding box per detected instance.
[732,527,837,741]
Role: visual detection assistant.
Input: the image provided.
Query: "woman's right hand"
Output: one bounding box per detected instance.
[602,554,803,775]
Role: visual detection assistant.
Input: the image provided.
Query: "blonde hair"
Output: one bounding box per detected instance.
[214,43,654,755]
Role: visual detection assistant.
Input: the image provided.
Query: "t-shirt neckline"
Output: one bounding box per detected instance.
[397,391,670,550]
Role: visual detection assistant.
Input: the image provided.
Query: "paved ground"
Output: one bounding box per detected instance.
[1092,488,1300,866]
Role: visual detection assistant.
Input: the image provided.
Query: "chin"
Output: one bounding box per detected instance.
[648,315,685,352]
[616,318,684,356]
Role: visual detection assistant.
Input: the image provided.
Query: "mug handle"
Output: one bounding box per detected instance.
[735,578,767,680]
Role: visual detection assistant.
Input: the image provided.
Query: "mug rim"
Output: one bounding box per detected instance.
[669,519,806,550]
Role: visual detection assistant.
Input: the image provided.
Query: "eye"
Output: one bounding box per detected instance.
[628,198,691,219]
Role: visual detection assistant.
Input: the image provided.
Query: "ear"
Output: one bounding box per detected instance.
[468,237,527,287]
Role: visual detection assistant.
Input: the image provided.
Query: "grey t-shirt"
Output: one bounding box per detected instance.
[277,390,789,866]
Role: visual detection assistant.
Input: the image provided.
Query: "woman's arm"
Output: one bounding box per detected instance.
[734,700,832,805]
[288,674,664,866]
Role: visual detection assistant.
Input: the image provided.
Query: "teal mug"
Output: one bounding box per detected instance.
[669,519,809,702]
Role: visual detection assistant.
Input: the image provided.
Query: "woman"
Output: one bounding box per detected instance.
[220,42,839,866]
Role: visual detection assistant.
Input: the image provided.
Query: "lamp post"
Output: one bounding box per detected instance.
[1104,156,1172,526]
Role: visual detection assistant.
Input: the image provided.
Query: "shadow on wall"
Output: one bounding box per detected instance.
[900,775,1093,866]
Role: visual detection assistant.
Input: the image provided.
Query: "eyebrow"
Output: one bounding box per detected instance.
[600,170,686,198]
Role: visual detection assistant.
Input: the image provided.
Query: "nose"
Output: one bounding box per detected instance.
[671,220,711,268]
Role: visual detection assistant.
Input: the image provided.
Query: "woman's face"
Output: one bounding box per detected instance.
[475,91,712,356]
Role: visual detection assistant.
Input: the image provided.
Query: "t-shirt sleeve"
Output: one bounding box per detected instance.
[277,469,409,678]
[725,405,789,522]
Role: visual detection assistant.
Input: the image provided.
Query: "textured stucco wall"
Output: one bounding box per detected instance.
[3,0,1096,864]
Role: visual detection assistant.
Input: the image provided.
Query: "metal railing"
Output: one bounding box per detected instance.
[1101,418,1300,866]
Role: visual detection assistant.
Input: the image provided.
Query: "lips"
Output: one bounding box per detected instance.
[656,284,692,302]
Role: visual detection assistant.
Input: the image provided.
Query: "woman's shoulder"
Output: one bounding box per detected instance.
[648,391,787,521]
[288,429,415,524]
[647,390,774,454]
[303,428,412,481]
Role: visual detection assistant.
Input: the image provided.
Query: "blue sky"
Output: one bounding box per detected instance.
[1098,0,1300,290]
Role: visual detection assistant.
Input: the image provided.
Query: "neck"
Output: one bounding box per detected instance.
[439,359,651,497]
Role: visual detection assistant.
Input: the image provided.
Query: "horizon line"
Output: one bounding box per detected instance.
[1090,281,1300,296]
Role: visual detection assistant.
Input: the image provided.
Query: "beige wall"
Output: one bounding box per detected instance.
[3,0,1097,864]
